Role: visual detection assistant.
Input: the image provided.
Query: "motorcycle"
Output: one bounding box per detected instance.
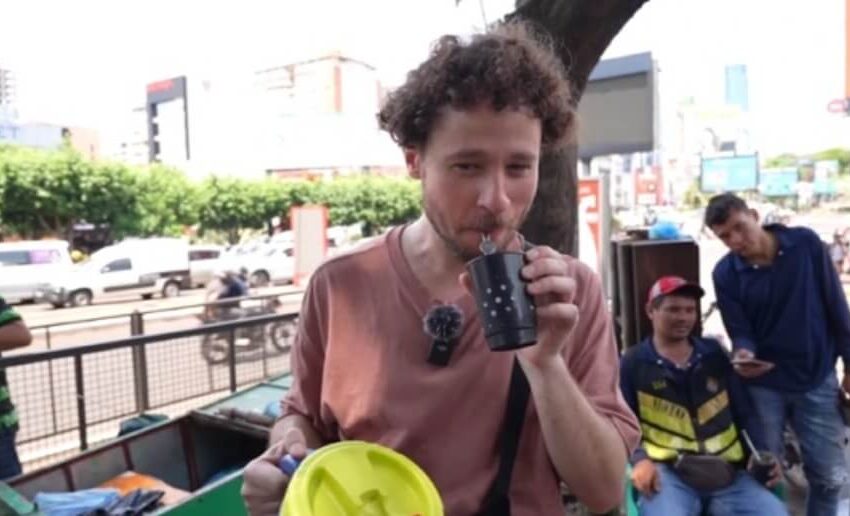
[199,297,299,365]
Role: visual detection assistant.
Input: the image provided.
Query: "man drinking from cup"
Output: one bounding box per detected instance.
[241,21,639,516]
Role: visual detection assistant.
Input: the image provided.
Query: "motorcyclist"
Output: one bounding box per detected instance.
[204,269,249,321]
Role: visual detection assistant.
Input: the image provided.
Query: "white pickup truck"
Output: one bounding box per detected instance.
[37,238,191,308]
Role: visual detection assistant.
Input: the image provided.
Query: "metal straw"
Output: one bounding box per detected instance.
[740,429,762,461]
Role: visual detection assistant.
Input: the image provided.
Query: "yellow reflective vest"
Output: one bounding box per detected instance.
[622,341,745,464]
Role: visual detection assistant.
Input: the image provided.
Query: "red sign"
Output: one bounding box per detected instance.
[146,79,175,94]
[634,166,664,206]
[578,178,602,266]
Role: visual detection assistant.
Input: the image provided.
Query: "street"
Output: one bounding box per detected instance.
[8,284,305,353]
[4,285,304,470]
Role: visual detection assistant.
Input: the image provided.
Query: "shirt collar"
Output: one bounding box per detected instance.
[732,224,795,271]
[642,336,707,369]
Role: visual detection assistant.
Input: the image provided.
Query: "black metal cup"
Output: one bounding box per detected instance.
[750,451,778,485]
[466,251,537,351]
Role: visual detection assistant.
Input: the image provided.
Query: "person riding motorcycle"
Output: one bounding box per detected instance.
[204,269,249,321]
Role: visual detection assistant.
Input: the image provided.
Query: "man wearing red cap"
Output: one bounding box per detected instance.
[619,276,786,515]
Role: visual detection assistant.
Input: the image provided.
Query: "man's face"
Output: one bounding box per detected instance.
[647,295,698,342]
[405,104,541,261]
[709,208,762,258]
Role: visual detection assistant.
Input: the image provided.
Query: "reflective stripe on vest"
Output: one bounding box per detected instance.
[637,388,744,463]
[698,391,729,425]
[640,423,699,453]
[703,423,745,461]
[642,440,679,462]
[637,391,696,439]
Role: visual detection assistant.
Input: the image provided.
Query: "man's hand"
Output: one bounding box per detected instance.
[516,246,579,370]
[458,245,578,370]
[747,454,783,488]
[732,349,774,378]
[631,459,661,497]
[242,427,308,516]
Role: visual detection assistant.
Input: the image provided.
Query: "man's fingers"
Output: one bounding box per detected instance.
[733,349,755,360]
[242,457,288,516]
[766,463,783,488]
[281,427,308,459]
[533,303,579,331]
[521,256,568,281]
[651,471,661,493]
[526,275,576,302]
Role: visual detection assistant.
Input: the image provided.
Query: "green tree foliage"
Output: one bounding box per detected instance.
[765,147,850,175]
[0,144,422,242]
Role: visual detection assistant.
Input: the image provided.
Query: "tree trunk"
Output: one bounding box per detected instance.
[510,0,650,254]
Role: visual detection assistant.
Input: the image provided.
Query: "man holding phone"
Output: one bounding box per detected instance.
[706,193,850,516]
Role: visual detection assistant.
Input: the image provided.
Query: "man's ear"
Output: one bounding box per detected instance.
[404,147,422,179]
[645,302,654,320]
[750,208,760,223]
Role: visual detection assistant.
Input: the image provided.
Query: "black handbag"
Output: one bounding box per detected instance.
[672,454,737,492]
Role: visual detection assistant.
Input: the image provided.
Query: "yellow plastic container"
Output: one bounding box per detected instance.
[280,441,443,516]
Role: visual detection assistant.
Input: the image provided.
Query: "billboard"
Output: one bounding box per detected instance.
[146,76,190,164]
[634,165,664,206]
[577,178,602,272]
[700,154,759,193]
[813,160,839,195]
[759,168,798,197]
[577,53,656,161]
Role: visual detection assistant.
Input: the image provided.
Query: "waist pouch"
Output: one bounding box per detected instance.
[672,454,736,491]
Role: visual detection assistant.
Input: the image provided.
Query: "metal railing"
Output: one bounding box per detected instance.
[26,289,304,350]
[1,312,298,470]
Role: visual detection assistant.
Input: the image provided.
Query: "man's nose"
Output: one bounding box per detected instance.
[477,172,510,215]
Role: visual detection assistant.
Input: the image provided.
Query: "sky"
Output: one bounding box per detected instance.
[0,0,847,156]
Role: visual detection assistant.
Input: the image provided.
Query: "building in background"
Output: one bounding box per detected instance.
[0,121,100,159]
[256,52,404,179]
[104,106,149,165]
[724,64,749,112]
[146,76,190,166]
[0,67,15,109]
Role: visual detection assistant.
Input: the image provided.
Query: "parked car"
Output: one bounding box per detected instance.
[38,238,191,308]
[0,240,74,303]
[189,244,225,288]
[223,242,294,287]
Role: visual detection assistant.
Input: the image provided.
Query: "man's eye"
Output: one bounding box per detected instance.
[507,164,532,176]
[451,163,479,173]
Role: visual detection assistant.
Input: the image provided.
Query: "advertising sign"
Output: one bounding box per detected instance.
[700,155,759,193]
[578,178,602,272]
[759,168,799,197]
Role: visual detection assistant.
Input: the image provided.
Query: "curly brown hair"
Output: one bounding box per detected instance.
[377,21,575,151]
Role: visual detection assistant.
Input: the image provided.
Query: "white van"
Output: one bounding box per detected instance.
[0,240,73,303]
[189,244,225,287]
[38,238,191,308]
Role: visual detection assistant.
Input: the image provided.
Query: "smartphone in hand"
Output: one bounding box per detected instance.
[730,357,775,368]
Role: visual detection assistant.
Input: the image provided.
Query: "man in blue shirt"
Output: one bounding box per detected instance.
[620,276,785,515]
[706,193,850,516]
